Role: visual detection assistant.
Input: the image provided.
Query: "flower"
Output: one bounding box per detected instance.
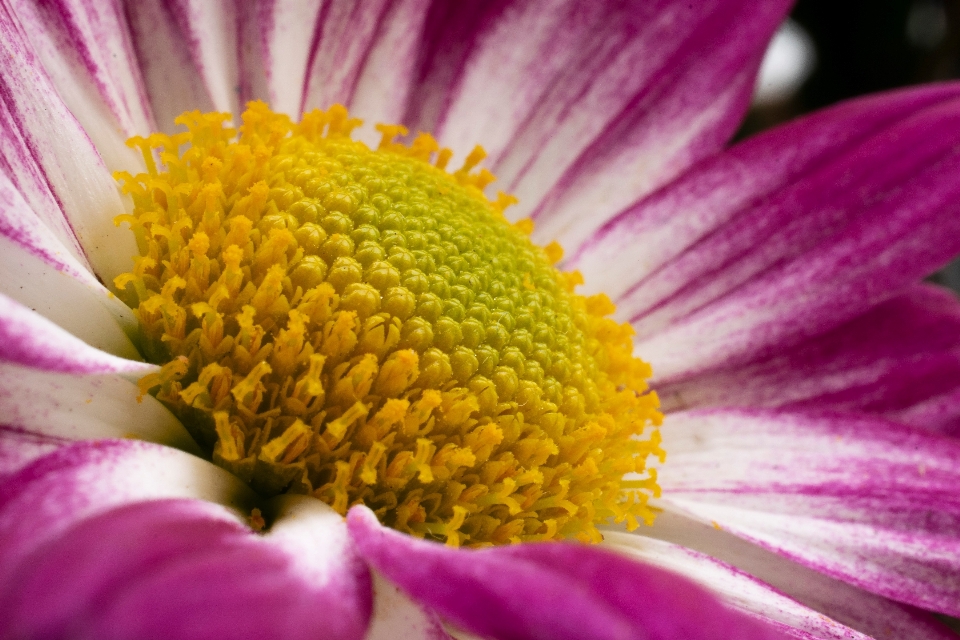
[1,1,960,639]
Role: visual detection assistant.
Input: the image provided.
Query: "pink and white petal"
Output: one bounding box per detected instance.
[570,85,960,382]
[237,0,322,117]
[0,172,139,357]
[0,292,147,374]
[12,0,153,172]
[0,448,370,640]
[0,439,257,572]
[603,533,869,640]
[348,506,790,640]
[0,362,199,452]
[656,284,960,435]
[301,0,432,131]
[123,0,237,130]
[889,387,960,439]
[0,1,138,282]
[0,295,198,451]
[0,427,67,480]
[402,0,789,244]
[605,525,958,640]
[657,409,960,616]
[365,571,455,640]
[574,83,960,304]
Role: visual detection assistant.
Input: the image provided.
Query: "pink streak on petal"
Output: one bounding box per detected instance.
[659,409,960,616]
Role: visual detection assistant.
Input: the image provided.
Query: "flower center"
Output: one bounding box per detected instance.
[114,102,663,546]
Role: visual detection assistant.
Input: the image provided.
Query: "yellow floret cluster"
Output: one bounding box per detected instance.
[115,101,663,546]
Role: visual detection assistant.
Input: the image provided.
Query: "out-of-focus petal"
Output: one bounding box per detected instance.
[123,0,237,130]
[0,172,139,358]
[656,283,960,435]
[0,441,371,640]
[363,572,453,640]
[12,0,152,171]
[658,409,960,616]
[605,525,958,640]
[0,428,66,480]
[401,0,789,251]
[0,1,138,282]
[348,506,790,640]
[0,295,198,452]
[571,84,960,382]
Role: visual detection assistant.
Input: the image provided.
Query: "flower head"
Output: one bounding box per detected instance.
[1,1,960,639]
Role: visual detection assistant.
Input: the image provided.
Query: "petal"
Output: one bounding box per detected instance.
[0,443,370,639]
[237,0,324,117]
[0,427,66,480]
[0,295,199,452]
[570,84,960,382]
[364,571,455,640]
[604,533,871,640]
[0,438,256,572]
[0,171,140,358]
[124,0,238,129]
[348,506,790,640]
[13,0,153,170]
[658,409,960,616]
[605,520,958,640]
[402,0,789,247]
[302,0,432,128]
[656,283,960,435]
[0,1,138,282]
[0,292,147,374]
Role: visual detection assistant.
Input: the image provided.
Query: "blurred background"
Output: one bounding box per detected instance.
[744,0,960,290]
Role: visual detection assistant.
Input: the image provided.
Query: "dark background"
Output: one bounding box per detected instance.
[742,0,960,290]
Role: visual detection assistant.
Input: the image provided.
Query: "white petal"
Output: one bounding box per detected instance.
[0,173,139,358]
[0,6,138,282]
[13,0,153,172]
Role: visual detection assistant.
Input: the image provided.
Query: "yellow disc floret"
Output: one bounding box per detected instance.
[115,101,663,546]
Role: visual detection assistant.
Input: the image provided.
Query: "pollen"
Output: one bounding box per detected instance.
[115,101,663,546]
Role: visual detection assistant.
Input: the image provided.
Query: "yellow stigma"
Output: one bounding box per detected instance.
[115,101,663,546]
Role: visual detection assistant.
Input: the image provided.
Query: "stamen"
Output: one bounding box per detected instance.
[115,101,663,546]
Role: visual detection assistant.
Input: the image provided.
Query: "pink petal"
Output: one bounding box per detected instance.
[237,0,323,117]
[0,298,197,451]
[571,84,960,382]
[0,1,138,282]
[123,0,237,129]
[0,170,140,358]
[604,533,871,640]
[364,572,453,640]
[658,409,960,616]
[302,0,432,127]
[402,0,789,248]
[612,513,959,640]
[0,292,147,374]
[348,505,790,640]
[12,0,153,169]
[656,283,960,436]
[0,428,66,480]
[0,446,371,639]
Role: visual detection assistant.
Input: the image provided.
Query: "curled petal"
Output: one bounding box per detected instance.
[348,505,790,640]
[0,441,371,639]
